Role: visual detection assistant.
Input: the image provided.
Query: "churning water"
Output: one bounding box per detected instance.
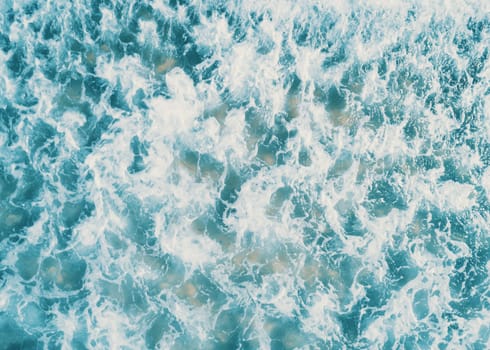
[0,0,489,349]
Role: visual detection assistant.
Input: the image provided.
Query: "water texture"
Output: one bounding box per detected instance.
[0,0,489,349]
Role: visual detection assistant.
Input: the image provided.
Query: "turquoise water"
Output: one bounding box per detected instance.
[0,0,489,349]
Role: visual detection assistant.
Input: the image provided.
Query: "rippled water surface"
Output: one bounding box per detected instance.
[0,0,490,349]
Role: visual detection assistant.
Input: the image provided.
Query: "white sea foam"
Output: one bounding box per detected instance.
[1,0,489,348]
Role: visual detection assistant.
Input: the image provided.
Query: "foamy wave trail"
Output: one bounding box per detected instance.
[0,0,489,348]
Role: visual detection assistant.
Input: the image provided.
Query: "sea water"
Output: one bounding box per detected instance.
[0,0,489,349]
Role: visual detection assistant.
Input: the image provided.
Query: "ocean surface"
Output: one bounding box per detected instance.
[0,0,489,349]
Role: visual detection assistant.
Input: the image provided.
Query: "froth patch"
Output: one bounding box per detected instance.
[437,180,476,212]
